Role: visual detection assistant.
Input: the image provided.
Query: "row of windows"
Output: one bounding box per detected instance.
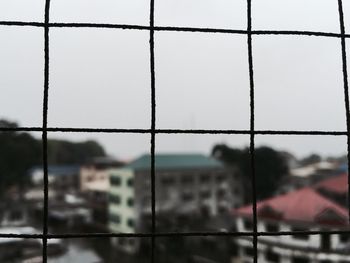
[244,248,348,263]
[243,247,308,263]
[183,189,227,201]
[243,219,350,245]
[109,193,134,207]
[109,213,135,228]
[161,173,228,186]
[110,176,134,187]
[243,219,285,233]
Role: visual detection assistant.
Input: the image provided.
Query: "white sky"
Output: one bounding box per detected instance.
[0,0,350,160]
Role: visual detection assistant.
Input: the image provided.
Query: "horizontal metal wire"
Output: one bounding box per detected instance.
[0,20,349,38]
[0,126,347,135]
[0,1,349,262]
[1,230,349,239]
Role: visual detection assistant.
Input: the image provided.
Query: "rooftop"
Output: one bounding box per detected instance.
[315,173,348,195]
[125,153,223,171]
[30,165,80,177]
[234,187,349,226]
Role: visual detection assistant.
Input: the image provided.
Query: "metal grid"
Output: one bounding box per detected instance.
[0,0,349,262]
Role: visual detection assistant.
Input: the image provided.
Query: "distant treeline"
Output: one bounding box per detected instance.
[212,144,289,203]
[0,119,106,194]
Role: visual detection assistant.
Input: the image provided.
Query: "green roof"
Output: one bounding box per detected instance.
[125,153,223,171]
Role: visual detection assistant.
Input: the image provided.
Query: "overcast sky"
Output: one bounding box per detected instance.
[1,0,350,160]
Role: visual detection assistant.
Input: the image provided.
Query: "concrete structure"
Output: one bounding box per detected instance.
[80,157,124,192]
[30,165,80,194]
[231,173,350,263]
[278,161,343,195]
[80,157,124,231]
[108,153,243,252]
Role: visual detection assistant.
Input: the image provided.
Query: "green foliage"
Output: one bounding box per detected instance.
[212,144,289,203]
[0,119,106,194]
[47,139,106,165]
[0,120,42,194]
[300,153,321,166]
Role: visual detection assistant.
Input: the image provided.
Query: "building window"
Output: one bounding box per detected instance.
[109,193,121,204]
[127,218,134,228]
[243,218,253,230]
[291,227,309,240]
[127,178,134,187]
[110,176,121,186]
[128,238,135,246]
[182,193,194,202]
[216,189,226,199]
[265,222,279,232]
[200,174,210,183]
[181,176,194,185]
[142,196,151,206]
[127,198,134,207]
[109,213,121,224]
[119,237,126,245]
[291,256,309,263]
[233,186,240,196]
[9,210,22,221]
[200,190,211,199]
[339,233,350,243]
[266,249,280,263]
[216,174,227,183]
[243,247,255,257]
[218,205,227,214]
[161,176,175,186]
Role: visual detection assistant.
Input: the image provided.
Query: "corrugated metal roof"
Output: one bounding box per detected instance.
[234,187,349,226]
[125,153,223,170]
[315,173,348,194]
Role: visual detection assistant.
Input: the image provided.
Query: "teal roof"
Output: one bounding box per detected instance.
[125,154,223,171]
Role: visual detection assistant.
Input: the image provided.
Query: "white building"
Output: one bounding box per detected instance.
[232,174,350,263]
[108,153,243,252]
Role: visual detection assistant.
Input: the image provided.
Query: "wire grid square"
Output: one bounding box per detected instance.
[0,0,349,262]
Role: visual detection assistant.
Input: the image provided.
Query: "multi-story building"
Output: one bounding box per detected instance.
[108,153,243,252]
[231,173,350,263]
[80,157,124,230]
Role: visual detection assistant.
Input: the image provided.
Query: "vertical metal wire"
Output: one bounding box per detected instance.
[247,0,258,262]
[0,1,348,262]
[42,0,51,262]
[149,0,156,262]
[337,0,350,223]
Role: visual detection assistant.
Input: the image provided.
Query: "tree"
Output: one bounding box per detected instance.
[47,139,106,164]
[0,119,107,196]
[212,144,289,203]
[299,153,322,166]
[0,120,42,196]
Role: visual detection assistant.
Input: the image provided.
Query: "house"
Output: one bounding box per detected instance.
[278,161,343,195]
[108,153,243,253]
[231,173,350,263]
[315,173,348,208]
[30,165,81,193]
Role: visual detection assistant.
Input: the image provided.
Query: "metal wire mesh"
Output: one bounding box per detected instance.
[0,0,349,262]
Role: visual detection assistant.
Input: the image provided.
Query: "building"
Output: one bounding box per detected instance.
[278,161,343,195]
[80,157,125,231]
[315,173,348,208]
[232,173,350,263]
[30,165,81,194]
[108,153,243,252]
[80,157,124,192]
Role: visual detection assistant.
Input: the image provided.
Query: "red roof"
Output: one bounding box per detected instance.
[234,187,348,226]
[315,173,348,194]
